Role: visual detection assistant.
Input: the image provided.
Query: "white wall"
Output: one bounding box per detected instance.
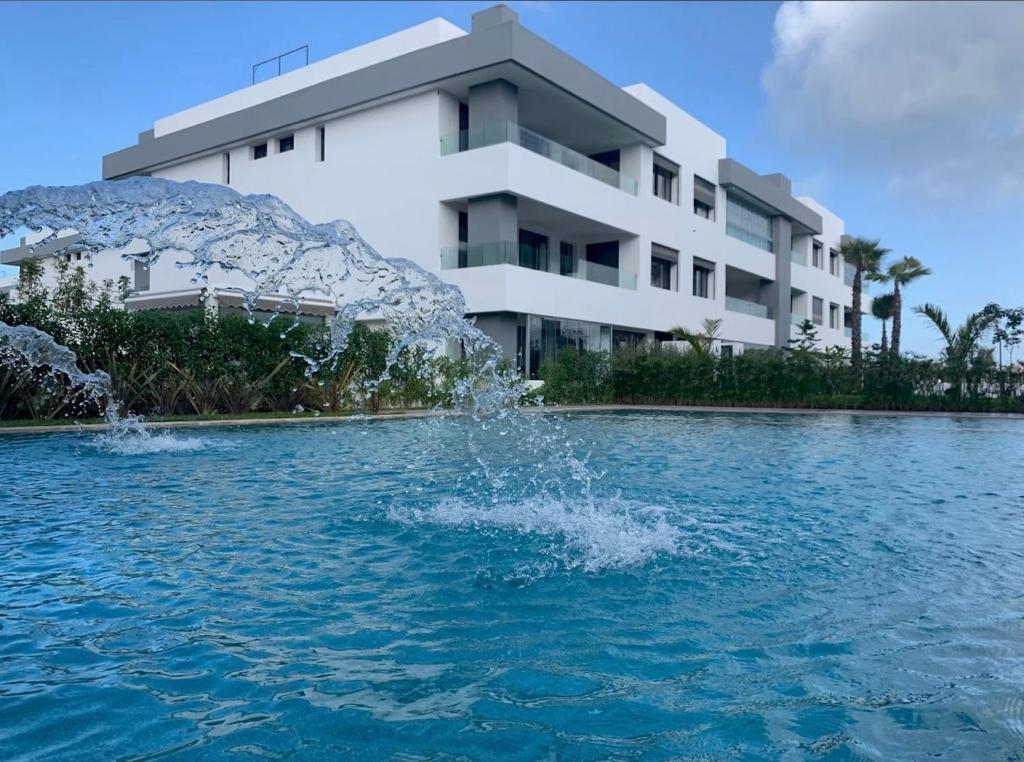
[154,19,466,137]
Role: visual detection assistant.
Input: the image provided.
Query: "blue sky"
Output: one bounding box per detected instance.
[1,1,1020,354]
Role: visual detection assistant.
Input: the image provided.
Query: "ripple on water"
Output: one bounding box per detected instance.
[2,412,1024,759]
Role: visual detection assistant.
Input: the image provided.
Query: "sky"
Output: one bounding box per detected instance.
[1,0,1021,355]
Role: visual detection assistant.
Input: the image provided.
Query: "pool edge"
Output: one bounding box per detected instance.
[2,404,1022,435]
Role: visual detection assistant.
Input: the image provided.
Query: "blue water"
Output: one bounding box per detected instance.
[2,412,1024,759]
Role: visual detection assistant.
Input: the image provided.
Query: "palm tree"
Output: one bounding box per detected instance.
[869,256,931,356]
[914,303,997,399]
[838,237,888,375]
[870,292,895,352]
[670,317,722,356]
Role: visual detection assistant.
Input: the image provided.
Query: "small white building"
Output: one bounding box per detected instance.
[2,4,856,377]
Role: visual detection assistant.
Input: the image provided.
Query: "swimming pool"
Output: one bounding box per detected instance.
[2,411,1023,759]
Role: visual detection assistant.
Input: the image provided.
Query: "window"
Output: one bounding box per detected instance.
[650,244,678,291]
[829,303,840,329]
[693,257,715,299]
[526,314,613,379]
[560,242,575,276]
[812,240,824,268]
[726,193,773,251]
[589,150,620,171]
[278,135,294,153]
[829,248,840,276]
[518,229,549,272]
[253,142,268,160]
[457,211,468,268]
[693,175,716,220]
[812,297,824,325]
[652,154,678,203]
[316,126,326,162]
[134,260,150,292]
[585,241,620,286]
[720,344,734,358]
[222,152,231,184]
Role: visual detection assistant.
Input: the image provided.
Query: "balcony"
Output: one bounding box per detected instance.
[441,242,637,290]
[844,262,856,287]
[791,312,807,326]
[791,249,807,266]
[726,296,774,320]
[440,121,639,195]
[844,325,853,338]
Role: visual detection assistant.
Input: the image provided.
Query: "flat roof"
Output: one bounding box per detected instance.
[102,5,666,179]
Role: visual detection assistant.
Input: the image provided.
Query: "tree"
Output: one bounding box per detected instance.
[669,317,723,356]
[913,303,997,400]
[839,236,888,376]
[869,256,931,356]
[17,257,47,303]
[984,303,1024,368]
[787,318,819,354]
[870,292,895,352]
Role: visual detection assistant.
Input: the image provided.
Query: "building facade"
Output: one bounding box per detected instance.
[3,5,855,377]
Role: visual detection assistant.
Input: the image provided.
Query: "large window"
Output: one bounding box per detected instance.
[518,229,549,272]
[693,257,715,299]
[726,193,773,251]
[812,296,824,325]
[652,154,678,204]
[650,244,678,291]
[693,175,716,219]
[525,315,612,379]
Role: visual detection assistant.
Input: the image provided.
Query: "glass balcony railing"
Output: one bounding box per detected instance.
[791,312,807,325]
[440,242,637,290]
[844,325,853,337]
[440,121,639,195]
[844,262,856,287]
[791,249,807,266]
[725,296,774,320]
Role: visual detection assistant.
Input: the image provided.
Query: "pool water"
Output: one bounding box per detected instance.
[2,411,1023,759]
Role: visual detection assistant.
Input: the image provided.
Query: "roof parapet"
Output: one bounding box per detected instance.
[472,4,518,31]
[718,158,821,235]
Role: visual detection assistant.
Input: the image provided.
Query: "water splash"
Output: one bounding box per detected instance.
[0,322,205,451]
[0,322,111,396]
[388,495,682,573]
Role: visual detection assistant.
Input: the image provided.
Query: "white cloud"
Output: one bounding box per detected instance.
[761,1,1024,201]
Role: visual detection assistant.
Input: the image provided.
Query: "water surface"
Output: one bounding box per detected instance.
[2,411,1023,759]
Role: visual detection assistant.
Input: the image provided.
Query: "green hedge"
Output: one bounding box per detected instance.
[1,295,470,421]
[539,345,1024,413]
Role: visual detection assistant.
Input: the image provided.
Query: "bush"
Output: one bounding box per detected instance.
[0,267,473,420]
[538,344,1024,413]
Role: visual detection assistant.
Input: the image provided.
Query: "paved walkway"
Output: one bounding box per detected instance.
[1,404,1021,436]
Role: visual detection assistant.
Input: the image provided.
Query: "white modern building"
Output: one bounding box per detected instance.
[2,5,855,378]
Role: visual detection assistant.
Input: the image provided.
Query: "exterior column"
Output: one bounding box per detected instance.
[771,216,792,348]
[468,79,519,146]
[467,194,518,266]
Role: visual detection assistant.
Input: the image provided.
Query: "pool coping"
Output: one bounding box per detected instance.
[1,403,1022,435]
